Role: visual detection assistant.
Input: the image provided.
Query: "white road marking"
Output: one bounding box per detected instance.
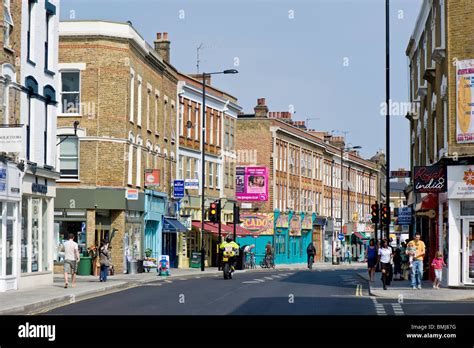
[164,280,172,283]
[391,303,405,316]
[242,281,259,284]
[254,279,265,282]
[264,277,274,280]
[373,298,387,315]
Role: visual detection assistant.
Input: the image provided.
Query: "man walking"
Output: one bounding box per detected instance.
[63,233,80,288]
[407,232,425,289]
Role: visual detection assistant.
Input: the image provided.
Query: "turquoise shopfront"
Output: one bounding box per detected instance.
[144,190,167,261]
[274,210,315,264]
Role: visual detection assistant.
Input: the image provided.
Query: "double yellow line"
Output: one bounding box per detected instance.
[355,284,363,296]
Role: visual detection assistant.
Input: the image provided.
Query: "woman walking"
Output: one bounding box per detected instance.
[99,240,110,282]
[366,239,377,282]
[377,239,393,290]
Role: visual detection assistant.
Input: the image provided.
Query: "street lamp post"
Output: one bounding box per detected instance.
[200,69,238,271]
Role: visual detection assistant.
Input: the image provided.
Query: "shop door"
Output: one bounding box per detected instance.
[462,220,474,284]
[162,232,177,268]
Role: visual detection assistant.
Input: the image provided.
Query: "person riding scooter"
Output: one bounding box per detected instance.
[220,235,239,273]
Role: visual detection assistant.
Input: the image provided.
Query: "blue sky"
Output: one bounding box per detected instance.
[60,0,422,169]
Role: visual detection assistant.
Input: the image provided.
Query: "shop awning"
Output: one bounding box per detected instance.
[415,193,438,212]
[353,232,370,240]
[163,218,187,233]
[191,221,229,233]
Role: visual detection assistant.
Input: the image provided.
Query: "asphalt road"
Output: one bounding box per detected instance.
[45,268,474,315]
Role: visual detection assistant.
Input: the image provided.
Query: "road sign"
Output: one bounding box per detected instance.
[185,179,199,189]
[173,180,185,198]
[338,233,344,241]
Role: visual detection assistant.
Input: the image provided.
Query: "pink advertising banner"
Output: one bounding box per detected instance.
[236,166,269,201]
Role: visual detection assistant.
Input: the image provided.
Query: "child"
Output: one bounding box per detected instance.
[431,251,447,289]
[406,241,417,268]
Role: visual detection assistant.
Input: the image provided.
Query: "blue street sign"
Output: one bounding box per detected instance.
[173,180,185,198]
[396,207,412,225]
[338,233,344,241]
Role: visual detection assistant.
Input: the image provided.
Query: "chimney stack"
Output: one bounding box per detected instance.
[254,98,268,118]
[154,32,171,63]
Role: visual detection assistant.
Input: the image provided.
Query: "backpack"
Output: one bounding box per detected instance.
[307,244,315,254]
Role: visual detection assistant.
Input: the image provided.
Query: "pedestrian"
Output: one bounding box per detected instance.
[431,251,447,289]
[63,233,80,288]
[365,239,377,282]
[99,240,110,282]
[407,232,426,289]
[377,239,393,290]
[306,242,316,269]
[393,248,402,280]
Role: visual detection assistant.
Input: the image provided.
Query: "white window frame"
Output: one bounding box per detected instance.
[179,103,184,136]
[59,70,81,116]
[216,163,220,189]
[127,133,134,185]
[187,104,192,138]
[194,106,199,141]
[27,0,35,61]
[179,155,184,179]
[208,162,213,188]
[137,75,142,127]
[3,0,13,49]
[154,90,160,135]
[146,84,152,131]
[136,136,142,187]
[129,69,135,123]
[194,158,199,180]
[210,110,214,145]
[216,112,220,147]
[186,157,191,179]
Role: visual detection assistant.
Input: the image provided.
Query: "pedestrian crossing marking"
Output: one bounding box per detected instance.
[242,281,259,284]
[391,303,405,316]
[254,279,265,282]
[264,277,274,280]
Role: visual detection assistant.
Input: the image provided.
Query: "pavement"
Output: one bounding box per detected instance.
[0,262,362,315]
[357,268,474,301]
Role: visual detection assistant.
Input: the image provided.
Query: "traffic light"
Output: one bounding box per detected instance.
[382,204,390,225]
[209,200,220,223]
[371,202,379,224]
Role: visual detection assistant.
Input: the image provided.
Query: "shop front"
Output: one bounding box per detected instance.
[18,167,57,290]
[55,187,145,274]
[143,190,167,264]
[312,216,326,262]
[273,211,313,264]
[0,162,22,292]
[447,165,474,287]
[237,212,274,265]
[162,217,187,268]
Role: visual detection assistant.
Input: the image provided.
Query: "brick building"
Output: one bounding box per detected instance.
[405,0,474,287]
[0,0,60,292]
[236,98,379,264]
[54,21,184,274]
[176,72,241,267]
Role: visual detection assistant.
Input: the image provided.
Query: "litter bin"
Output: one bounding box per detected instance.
[190,252,201,268]
[137,259,144,273]
[127,260,138,274]
[77,256,92,275]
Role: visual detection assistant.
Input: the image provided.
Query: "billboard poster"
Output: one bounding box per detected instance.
[413,166,447,193]
[289,215,301,236]
[448,165,474,199]
[173,180,185,198]
[275,213,289,228]
[0,126,24,154]
[301,214,313,229]
[236,166,268,201]
[241,213,274,235]
[456,59,474,143]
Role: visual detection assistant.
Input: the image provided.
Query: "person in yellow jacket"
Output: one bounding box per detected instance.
[220,235,239,272]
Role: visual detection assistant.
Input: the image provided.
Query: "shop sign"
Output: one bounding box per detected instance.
[126,189,139,200]
[455,59,474,143]
[414,166,446,193]
[144,169,160,187]
[275,213,288,228]
[0,163,21,201]
[236,166,268,201]
[448,165,474,199]
[32,182,48,194]
[173,180,185,198]
[396,207,412,225]
[301,215,312,229]
[184,179,199,190]
[289,215,301,236]
[241,213,274,235]
[0,126,24,153]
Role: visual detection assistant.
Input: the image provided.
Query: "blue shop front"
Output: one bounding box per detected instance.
[274,211,315,264]
[143,190,166,263]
